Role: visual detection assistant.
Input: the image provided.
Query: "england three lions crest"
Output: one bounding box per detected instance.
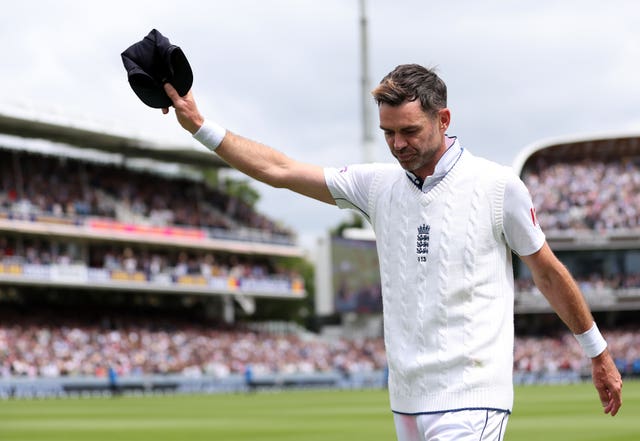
[417,223,430,262]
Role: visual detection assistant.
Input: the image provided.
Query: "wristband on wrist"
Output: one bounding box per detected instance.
[193,120,227,151]
[574,322,607,358]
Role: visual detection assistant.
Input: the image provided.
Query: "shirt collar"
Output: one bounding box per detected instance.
[405,135,462,191]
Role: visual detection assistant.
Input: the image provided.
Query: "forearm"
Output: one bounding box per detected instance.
[533,258,622,415]
[190,121,334,203]
[215,130,296,188]
[218,131,335,203]
[164,83,335,204]
[532,261,594,334]
[166,83,300,186]
[523,243,609,358]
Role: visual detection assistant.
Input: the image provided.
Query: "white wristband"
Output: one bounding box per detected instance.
[574,322,607,358]
[193,120,227,151]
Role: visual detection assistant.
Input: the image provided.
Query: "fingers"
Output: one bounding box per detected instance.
[161,84,178,116]
[595,379,622,416]
[591,351,622,416]
[604,396,621,416]
[163,82,179,101]
[159,83,202,134]
[598,389,614,415]
[604,383,622,416]
[163,82,192,111]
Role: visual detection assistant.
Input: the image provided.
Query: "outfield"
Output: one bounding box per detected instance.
[0,381,637,441]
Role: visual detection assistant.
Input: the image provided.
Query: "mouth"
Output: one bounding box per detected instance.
[394,151,415,163]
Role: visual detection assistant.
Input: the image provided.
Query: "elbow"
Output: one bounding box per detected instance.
[254,167,288,189]
[533,274,552,295]
[531,265,561,296]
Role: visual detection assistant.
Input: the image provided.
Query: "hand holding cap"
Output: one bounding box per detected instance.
[121,29,193,108]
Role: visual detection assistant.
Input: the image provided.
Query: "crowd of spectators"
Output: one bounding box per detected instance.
[522,156,640,232]
[3,134,640,385]
[0,149,293,240]
[1,236,297,282]
[5,150,638,237]
[516,271,640,293]
[514,328,640,378]
[1,310,639,380]
[0,312,387,380]
[5,150,639,237]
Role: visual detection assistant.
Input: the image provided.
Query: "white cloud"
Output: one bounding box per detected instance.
[2,0,640,255]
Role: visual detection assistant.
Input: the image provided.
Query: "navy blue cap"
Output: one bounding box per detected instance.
[121,29,193,108]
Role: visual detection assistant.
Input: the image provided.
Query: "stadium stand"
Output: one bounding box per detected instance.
[521,157,640,232]
[513,132,640,314]
[1,304,639,396]
[0,109,316,395]
[0,110,306,325]
[2,110,640,397]
[510,132,640,380]
[0,148,295,243]
[0,305,387,378]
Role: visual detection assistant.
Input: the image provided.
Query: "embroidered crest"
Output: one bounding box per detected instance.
[416,223,430,262]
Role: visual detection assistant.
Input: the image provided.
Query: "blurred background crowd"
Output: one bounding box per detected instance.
[1,310,639,380]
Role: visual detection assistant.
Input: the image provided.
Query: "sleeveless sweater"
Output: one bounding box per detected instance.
[366,150,515,414]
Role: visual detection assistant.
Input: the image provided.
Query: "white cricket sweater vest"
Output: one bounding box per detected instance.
[368,150,515,414]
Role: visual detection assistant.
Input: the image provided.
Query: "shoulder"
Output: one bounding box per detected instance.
[462,150,516,188]
[465,151,513,174]
[327,162,402,174]
[325,162,403,184]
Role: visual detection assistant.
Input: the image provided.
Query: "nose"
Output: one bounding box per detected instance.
[392,134,408,150]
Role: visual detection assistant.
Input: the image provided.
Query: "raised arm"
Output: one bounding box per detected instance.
[519,242,623,416]
[162,84,336,205]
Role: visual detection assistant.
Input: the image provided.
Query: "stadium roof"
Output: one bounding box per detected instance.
[0,108,228,169]
[513,130,640,175]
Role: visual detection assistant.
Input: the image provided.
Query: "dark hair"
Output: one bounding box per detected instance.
[372,64,447,114]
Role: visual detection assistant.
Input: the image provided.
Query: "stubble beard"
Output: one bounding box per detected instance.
[395,142,440,178]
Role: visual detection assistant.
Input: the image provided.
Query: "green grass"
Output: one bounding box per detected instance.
[0,381,637,441]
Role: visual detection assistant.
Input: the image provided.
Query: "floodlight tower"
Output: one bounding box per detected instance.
[359,0,375,163]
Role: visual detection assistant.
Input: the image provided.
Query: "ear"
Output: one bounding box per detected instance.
[438,108,451,132]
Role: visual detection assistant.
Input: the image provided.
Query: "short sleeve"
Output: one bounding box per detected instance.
[503,173,546,256]
[324,163,387,221]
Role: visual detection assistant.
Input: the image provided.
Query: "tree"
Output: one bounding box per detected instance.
[330,212,365,236]
[224,178,261,207]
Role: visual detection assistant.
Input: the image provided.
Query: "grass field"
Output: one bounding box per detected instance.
[0,381,637,441]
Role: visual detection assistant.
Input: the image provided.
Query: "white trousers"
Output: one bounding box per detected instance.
[394,409,509,441]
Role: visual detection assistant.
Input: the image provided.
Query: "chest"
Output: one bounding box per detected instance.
[372,177,498,270]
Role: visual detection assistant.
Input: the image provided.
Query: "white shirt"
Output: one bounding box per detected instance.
[326,137,545,257]
[325,148,534,413]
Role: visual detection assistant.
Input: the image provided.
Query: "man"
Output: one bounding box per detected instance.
[161,64,622,440]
